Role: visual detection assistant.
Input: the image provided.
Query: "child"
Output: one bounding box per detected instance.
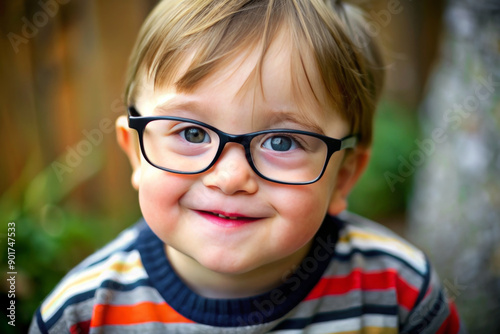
[30,0,465,333]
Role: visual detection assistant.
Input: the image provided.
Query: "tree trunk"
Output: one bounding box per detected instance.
[409,0,500,332]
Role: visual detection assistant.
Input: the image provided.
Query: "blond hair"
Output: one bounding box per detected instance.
[125,0,384,146]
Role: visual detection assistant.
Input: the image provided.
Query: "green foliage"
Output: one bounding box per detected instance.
[349,99,419,218]
[0,156,132,332]
[1,211,114,332]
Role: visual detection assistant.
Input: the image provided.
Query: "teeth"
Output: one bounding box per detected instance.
[216,213,238,220]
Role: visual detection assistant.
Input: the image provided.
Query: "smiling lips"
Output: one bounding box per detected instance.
[212,212,241,220]
[197,210,262,226]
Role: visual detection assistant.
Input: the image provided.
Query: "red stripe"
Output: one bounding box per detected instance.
[90,301,195,327]
[305,269,419,309]
[70,320,90,334]
[305,269,397,299]
[436,301,461,334]
[396,275,420,310]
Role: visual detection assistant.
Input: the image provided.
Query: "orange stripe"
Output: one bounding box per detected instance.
[90,301,195,327]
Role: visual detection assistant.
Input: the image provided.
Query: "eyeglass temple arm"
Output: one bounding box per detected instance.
[128,106,141,117]
[340,135,357,150]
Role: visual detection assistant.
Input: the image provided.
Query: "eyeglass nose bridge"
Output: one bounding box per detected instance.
[213,132,256,170]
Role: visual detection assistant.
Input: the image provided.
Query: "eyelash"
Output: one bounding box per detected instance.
[261,134,307,151]
[166,121,314,152]
[178,126,210,143]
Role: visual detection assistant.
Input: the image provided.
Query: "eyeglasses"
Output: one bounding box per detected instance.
[128,106,357,185]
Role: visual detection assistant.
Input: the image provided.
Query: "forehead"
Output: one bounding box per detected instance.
[135,30,347,136]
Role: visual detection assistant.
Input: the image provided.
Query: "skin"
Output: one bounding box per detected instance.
[116,32,370,299]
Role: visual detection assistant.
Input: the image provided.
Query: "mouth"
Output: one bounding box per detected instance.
[201,210,256,220]
[196,210,262,226]
[212,213,240,220]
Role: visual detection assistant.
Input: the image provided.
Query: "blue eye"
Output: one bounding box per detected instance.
[262,136,298,151]
[181,127,210,144]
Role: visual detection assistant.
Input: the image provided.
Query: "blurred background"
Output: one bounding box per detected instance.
[1,0,499,332]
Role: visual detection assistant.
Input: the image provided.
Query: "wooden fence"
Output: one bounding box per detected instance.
[1,0,442,229]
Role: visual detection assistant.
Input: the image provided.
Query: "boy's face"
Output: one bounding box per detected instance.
[117,35,368,282]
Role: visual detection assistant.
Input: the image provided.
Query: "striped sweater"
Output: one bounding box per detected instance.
[29,212,465,333]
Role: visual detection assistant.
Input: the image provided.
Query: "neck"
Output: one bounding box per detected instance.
[165,241,312,299]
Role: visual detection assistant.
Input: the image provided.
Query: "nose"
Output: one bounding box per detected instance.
[202,144,258,195]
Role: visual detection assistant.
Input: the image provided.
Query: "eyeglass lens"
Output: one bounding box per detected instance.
[142,119,328,183]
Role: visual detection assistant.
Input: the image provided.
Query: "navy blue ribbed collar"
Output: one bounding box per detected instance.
[136,215,342,327]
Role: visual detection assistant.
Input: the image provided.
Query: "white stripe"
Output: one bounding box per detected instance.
[336,239,427,275]
[338,212,427,270]
[41,225,139,320]
[42,249,147,321]
[270,314,398,333]
[71,226,139,272]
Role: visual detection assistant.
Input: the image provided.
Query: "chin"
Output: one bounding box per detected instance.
[196,254,259,276]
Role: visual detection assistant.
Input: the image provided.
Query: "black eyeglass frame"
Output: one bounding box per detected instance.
[127,106,357,185]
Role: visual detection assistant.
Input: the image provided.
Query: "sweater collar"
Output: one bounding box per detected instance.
[137,215,342,327]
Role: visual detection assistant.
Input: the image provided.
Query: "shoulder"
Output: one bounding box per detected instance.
[325,212,465,333]
[331,212,430,318]
[336,211,428,275]
[32,221,150,333]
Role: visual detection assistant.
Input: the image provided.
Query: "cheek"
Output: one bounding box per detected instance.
[137,168,191,235]
[271,165,339,219]
[261,186,330,263]
[265,163,341,243]
[277,190,325,220]
[268,183,333,237]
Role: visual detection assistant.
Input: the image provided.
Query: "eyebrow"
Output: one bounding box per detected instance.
[153,100,326,135]
[153,100,208,116]
[268,110,326,135]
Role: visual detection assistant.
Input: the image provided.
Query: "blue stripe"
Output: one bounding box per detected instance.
[43,224,146,330]
[45,290,96,329]
[36,307,49,334]
[335,248,428,278]
[100,278,152,292]
[411,255,431,307]
[271,304,398,330]
[404,290,447,334]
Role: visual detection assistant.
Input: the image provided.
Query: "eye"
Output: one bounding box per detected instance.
[180,127,211,144]
[262,135,298,151]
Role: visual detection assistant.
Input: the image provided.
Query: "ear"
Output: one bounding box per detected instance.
[327,147,370,216]
[116,116,141,190]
